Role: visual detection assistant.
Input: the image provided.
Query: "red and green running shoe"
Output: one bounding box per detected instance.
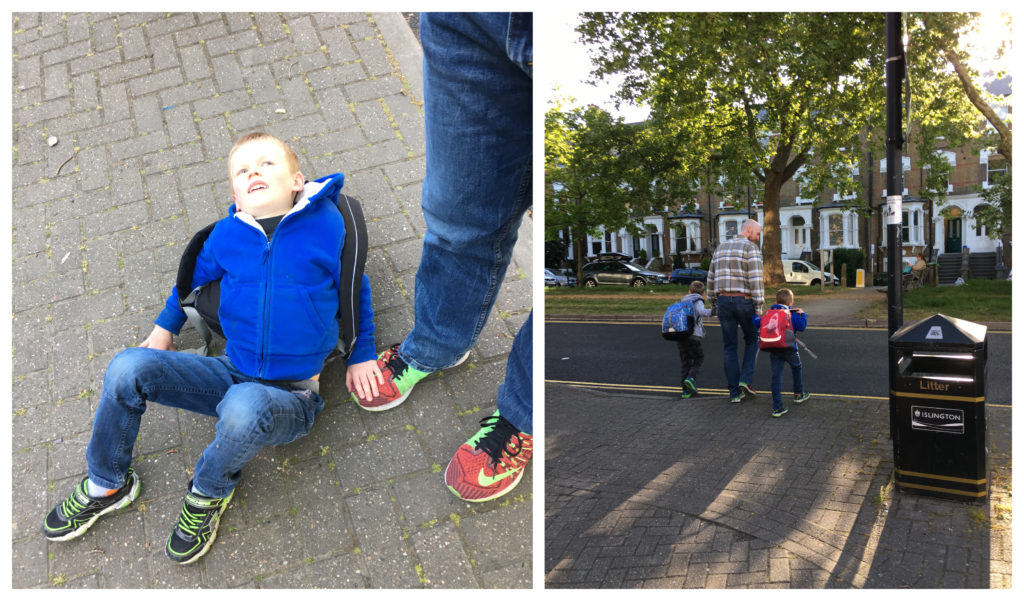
[355,343,467,412]
[355,343,428,411]
[445,410,532,502]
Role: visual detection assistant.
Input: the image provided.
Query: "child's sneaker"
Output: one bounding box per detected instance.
[42,468,141,541]
[165,484,234,564]
[794,392,811,404]
[355,344,468,412]
[684,377,698,396]
[739,382,757,397]
[772,407,789,418]
[444,410,532,502]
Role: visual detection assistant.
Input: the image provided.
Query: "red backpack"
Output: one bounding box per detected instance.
[759,307,795,350]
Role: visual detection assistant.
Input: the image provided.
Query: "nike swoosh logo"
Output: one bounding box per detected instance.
[477,466,522,487]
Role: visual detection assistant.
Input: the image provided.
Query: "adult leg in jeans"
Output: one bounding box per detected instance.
[737,300,759,387]
[717,296,743,398]
[399,13,532,375]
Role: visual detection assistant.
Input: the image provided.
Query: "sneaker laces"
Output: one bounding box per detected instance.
[59,484,89,518]
[382,344,407,376]
[176,502,207,538]
[472,414,528,469]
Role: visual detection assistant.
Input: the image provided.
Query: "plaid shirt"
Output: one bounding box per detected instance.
[707,236,765,314]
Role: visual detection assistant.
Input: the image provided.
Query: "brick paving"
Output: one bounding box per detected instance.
[545,384,1011,588]
[11,12,531,589]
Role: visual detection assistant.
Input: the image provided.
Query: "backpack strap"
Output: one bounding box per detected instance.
[334,193,368,359]
[176,221,218,356]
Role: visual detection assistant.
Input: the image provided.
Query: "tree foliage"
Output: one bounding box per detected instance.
[576,12,986,284]
[545,101,700,279]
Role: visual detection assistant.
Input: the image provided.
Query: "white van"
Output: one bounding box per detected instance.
[782,259,837,286]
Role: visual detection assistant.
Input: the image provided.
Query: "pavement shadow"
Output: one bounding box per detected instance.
[544,383,1004,588]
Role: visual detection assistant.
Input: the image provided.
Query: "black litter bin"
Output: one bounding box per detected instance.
[889,314,988,500]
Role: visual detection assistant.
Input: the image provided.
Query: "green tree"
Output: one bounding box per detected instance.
[915,12,1012,264]
[577,12,982,284]
[545,102,698,280]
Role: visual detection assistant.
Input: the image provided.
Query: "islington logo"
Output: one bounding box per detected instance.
[911,405,965,435]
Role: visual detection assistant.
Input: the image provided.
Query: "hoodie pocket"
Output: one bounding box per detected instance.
[272,285,334,356]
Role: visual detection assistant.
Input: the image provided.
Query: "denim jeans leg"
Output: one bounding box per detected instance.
[717,296,741,396]
[770,352,785,411]
[86,348,239,491]
[737,299,759,385]
[496,312,532,434]
[788,348,804,395]
[192,382,324,498]
[400,12,533,373]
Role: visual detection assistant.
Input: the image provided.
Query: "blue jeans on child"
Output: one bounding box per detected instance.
[769,348,804,412]
[396,13,533,434]
[717,295,759,398]
[86,348,323,499]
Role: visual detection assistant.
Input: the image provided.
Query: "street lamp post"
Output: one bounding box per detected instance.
[886,12,906,442]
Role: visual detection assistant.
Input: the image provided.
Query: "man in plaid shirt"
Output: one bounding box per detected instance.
[707,219,764,403]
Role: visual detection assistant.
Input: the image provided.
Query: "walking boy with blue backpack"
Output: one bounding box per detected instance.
[754,288,811,417]
[42,132,381,564]
[663,280,713,399]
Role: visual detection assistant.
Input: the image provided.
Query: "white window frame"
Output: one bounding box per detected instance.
[880,203,925,246]
[879,156,911,196]
[980,149,1007,189]
[818,208,859,250]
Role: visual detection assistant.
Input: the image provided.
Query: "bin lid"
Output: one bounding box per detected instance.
[889,313,987,349]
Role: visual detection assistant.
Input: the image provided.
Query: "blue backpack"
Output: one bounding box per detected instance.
[662,298,700,341]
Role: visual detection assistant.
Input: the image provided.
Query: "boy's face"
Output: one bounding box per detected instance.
[230,139,304,218]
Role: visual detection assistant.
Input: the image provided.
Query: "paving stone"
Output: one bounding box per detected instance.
[14,11,530,590]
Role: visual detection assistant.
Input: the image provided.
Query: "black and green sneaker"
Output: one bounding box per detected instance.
[43,468,141,541]
[165,484,234,564]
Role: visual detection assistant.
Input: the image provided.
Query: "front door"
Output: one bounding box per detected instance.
[945,217,962,253]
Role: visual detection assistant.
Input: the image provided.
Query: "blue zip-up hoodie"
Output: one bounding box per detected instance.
[155,173,376,380]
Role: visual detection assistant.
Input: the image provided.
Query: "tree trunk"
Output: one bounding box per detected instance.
[573,230,587,284]
[761,170,786,286]
[941,40,1012,164]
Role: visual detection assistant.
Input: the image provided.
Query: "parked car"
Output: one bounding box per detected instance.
[581,260,668,287]
[669,268,708,286]
[544,268,570,287]
[782,259,838,286]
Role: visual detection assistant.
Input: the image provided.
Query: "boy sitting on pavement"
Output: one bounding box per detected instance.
[43,132,381,564]
[677,280,713,399]
[753,288,810,417]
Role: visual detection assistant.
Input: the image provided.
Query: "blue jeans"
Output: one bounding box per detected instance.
[717,295,758,397]
[398,13,533,433]
[86,348,323,498]
[769,348,804,412]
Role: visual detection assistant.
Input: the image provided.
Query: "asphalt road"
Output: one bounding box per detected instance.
[545,321,1012,405]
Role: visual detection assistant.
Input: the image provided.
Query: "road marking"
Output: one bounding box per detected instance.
[545,319,1011,334]
[545,379,1012,408]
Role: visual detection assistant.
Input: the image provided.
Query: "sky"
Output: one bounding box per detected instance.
[539,12,651,124]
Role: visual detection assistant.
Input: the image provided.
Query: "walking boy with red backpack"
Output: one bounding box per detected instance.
[754,288,810,417]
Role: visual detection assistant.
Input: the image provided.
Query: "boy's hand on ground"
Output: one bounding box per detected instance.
[140,325,174,350]
[347,359,383,401]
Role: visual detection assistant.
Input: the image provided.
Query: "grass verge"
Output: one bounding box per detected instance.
[856,279,1011,323]
[545,282,834,315]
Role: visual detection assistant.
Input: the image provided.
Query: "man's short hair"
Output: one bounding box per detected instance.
[689,280,705,294]
[776,288,794,306]
[228,132,301,175]
[741,219,761,235]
